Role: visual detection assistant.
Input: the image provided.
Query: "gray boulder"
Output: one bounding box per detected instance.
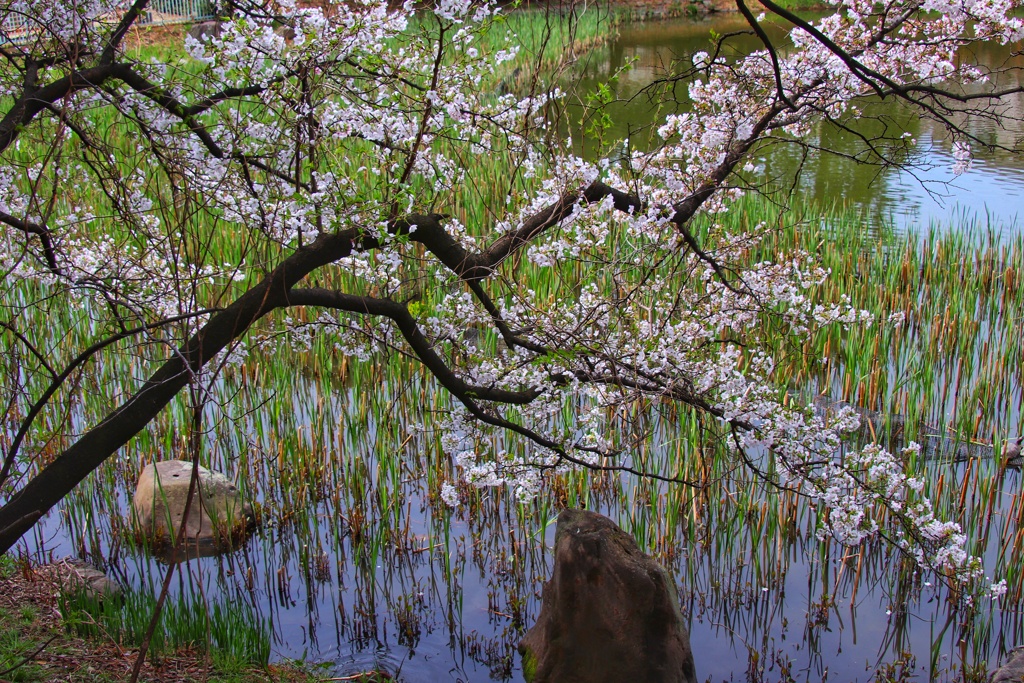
[993,647,1024,682]
[132,460,252,559]
[41,558,120,602]
[274,24,296,42]
[519,509,697,683]
[1004,438,1023,468]
[187,21,223,42]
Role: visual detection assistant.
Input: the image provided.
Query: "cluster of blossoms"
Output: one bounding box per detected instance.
[810,440,982,581]
[403,0,1009,588]
[1,0,1016,591]
[0,0,129,56]
[0,162,241,321]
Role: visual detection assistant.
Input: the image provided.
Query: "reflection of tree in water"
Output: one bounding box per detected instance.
[761,110,926,224]
[573,17,1024,230]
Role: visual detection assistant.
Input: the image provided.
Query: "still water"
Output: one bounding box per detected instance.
[572,14,1024,235]
[22,13,1024,683]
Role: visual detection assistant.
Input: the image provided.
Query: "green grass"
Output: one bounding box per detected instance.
[59,585,271,669]
[42,197,1021,676]
[30,193,1023,672]
[0,606,48,682]
[0,588,318,683]
[767,0,830,10]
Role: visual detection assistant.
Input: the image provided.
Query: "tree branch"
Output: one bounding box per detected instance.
[736,0,796,111]
[0,309,221,489]
[285,287,542,405]
[0,229,364,552]
[0,210,59,273]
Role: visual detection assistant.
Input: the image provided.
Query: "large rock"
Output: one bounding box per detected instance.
[519,509,697,683]
[1004,438,1023,468]
[39,558,120,602]
[187,21,223,42]
[132,460,253,559]
[993,647,1024,682]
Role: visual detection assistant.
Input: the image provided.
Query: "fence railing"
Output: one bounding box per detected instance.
[147,0,216,25]
[1,0,216,45]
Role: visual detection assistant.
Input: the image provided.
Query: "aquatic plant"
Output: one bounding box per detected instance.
[0,0,1021,604]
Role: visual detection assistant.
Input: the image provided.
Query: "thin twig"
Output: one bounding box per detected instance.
[0,634,58,677]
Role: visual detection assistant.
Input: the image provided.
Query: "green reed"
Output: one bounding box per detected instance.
[2,13,1023,681]
[59,582,271,667]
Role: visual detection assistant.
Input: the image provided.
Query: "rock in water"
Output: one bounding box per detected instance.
[993,647,1024,682]
[1004,438,1023,468]
[519,509,697,683]
[132,460,253,560]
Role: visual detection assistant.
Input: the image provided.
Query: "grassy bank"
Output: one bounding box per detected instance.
[0,557,328,683]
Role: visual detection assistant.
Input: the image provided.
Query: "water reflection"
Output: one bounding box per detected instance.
[22,352,1023,682]
[571,15,1024,235]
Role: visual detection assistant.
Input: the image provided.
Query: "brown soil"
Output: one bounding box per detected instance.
[123,23,188,50]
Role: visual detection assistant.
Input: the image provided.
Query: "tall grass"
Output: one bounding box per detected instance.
[15,191,1024,679]
[59,584,271,668]
[2,8,1023,682]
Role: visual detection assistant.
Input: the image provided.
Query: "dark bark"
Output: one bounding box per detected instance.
[286,288,541,404]
[0,0,972,553]
[0,310,220,488]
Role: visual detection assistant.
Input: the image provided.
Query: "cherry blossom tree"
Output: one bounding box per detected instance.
[0,0,1020,590]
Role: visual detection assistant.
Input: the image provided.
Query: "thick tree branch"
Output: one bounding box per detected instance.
[736,0,795,111]
[285,287,542,405]
[0,211,58,272]
[0,64,123,154]
[0,229,365,552]
[0,309,221,489]
[99,0,149,65]
[109,65,309,191]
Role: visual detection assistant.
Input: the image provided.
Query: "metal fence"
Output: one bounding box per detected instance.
[1,0,216,45]
[147,0,216,25]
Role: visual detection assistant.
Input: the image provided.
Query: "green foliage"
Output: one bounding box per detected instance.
[521,646,538,681]
[583,80,617,145]
[0,555,17,579]
[59,585,271,669]
[764,0,828,10]
[0,606,47,682]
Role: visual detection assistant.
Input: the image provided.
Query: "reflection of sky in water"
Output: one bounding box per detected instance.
[780,131,1024,235]
[880,143,1023,235]
[21,17,1024,683]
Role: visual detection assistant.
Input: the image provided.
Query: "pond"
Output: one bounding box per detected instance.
[572,13,1024,236]
[19,11,1024,683]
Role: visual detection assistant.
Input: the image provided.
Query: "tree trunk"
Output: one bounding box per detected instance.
[0,231,358,554]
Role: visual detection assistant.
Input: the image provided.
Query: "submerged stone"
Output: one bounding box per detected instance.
[519,509,697,683]
[1004,438,1023,469]
[132,460,254,561]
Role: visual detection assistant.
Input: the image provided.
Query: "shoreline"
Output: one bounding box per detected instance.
[516,0,829,20]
